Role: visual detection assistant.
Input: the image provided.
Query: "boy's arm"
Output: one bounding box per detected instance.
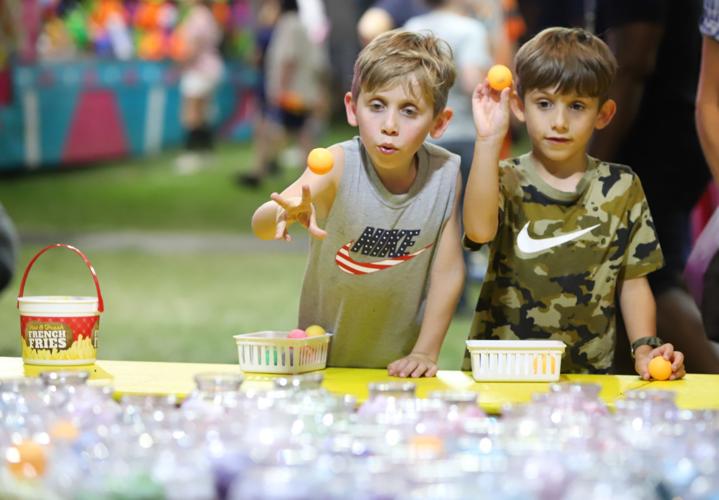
[619,276,685,379]
[251,146,343,240]
[463,82,511,244]
[387,173,465,378]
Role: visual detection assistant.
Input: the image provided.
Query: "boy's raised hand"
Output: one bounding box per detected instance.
[634,343,686,380]
[270,184,327,241]
[472,81,511,141]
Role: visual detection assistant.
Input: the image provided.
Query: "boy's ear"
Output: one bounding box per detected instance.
[429,108,454,139]
[510,92,525,122]
[344,92,358,127]
[595,98,617,130]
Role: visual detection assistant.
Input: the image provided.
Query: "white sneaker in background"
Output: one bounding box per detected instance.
[174,152,204,175]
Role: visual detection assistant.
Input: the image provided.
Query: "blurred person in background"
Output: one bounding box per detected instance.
[357,0,427,45]
[469,0,517,66]
[0,203,19,294]
[405,0,492,312]
[239,0,329,187]
[244,0,282,179]
[324,0,362,116]
[174,0,225,174]
[685,0,719,344]
[696,0,719,185]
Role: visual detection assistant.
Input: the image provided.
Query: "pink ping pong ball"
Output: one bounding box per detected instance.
[487,64,513,91]
[307,148,334,175]
[287,328,308,339]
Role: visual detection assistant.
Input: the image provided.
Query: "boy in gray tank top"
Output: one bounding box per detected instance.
[251,30,464,377]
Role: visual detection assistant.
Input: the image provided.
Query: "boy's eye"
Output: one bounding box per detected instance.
[571,102,586,111]
[536,99,552,109]
[369,100,384,111]
[401,106,418,117]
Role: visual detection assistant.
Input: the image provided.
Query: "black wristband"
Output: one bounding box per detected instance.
[630,336,663,358]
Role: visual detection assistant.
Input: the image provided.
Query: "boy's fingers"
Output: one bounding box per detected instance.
[500,87,511,105]
[301,184,312,205]
[671,351,684,370]
[411,363,428,378]
[387,359,403,376]
[661,343,675,359]
[309,226,328,240]
[274,219,287,240]
[297,211,310,228]
[392,359,409,377]
[308,210,327,239]
[400,360,418,378]
[271,192,290,210]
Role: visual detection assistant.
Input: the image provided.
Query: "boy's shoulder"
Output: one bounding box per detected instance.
[592,157,638,178]
[422,141,461,171]
[589,158,645,198]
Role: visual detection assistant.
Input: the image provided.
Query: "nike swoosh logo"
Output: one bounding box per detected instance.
[517,222,599,255]
[335,241,433,275]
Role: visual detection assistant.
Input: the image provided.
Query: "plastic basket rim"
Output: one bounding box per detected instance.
[234,331,333,344]
[466,339,566,350]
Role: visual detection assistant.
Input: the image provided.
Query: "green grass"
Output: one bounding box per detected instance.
[0,123,355,233]
[0,120,479,369]
[0,247,472,368]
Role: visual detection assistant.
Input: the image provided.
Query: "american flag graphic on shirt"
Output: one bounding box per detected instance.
[335,241,433,275]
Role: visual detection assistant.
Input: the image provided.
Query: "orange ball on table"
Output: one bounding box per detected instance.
[648,356,672,381]
[487,64,513,91]
[307,147,334,175]
[6,440,47,479]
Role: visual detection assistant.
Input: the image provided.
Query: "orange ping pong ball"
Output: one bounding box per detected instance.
[6,440,47,479]
[648,356,672,381]
[307,147,334,175]
[487,64,513,91]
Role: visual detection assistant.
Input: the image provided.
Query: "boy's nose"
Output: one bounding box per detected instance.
[551,109,568,131]
[381,112,399,136]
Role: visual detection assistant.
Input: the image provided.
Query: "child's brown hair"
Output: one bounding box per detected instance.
[515,27,617,102]
[351,29,456,116]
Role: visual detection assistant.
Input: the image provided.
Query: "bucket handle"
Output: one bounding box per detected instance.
[17,244,104,312]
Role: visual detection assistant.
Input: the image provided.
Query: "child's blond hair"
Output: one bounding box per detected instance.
[515,27,617,102]
[351,29,456,116]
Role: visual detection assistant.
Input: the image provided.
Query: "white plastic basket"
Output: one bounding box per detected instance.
[233,331,332,374]
[466,340,566,382]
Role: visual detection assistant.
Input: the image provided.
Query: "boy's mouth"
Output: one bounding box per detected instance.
[378,144,398,154]
[545,137,571,144]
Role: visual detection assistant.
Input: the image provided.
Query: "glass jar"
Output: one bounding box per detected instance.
[181,372,245,421]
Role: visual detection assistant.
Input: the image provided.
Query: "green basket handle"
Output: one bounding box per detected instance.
[17,244,104,312]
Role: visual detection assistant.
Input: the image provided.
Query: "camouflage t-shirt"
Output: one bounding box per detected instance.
[464,153,664,373]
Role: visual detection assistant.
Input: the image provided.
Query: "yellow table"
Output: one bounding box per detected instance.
[1,357,717,414]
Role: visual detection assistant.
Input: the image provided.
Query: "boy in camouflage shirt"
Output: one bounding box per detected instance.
[463,27,686,377]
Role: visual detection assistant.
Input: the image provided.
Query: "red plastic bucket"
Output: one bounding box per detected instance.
[17,244,104,365]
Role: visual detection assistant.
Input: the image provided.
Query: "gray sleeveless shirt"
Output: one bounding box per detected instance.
[298,137,459,368]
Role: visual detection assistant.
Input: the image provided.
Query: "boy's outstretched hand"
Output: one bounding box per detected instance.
[271,185,327,241]
[634,343,686,380]
[472,81,512,141]
[387,352,438,378]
